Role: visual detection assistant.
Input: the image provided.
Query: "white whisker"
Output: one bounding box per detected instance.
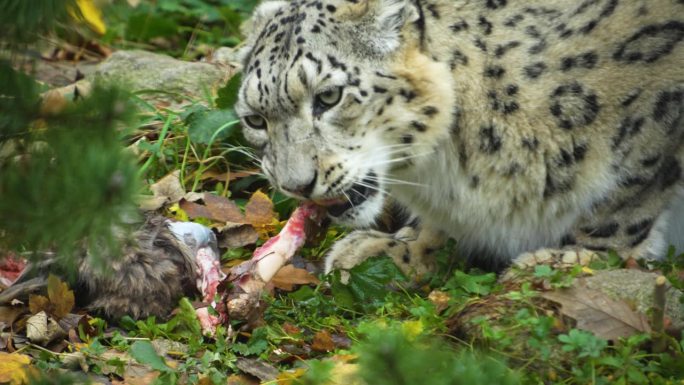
[363,152,432,168]
[363,176,428,188]
[341,189,355,210]
[351,181,384,193]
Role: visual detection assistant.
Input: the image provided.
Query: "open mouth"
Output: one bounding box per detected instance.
[323,172,379,217]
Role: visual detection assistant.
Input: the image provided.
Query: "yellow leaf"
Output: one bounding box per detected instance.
[581,266,595,275]
[46,274,75,319]
[73,0,107,35]
[401,320,424,340]
[328,362,361,385]
[168,203,189,222]
[0,352,32,384]
[276,368,307,384]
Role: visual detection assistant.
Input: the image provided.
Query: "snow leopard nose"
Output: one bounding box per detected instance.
[280,170,317,198]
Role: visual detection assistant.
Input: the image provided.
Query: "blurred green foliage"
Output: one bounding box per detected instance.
[101,0,259,58]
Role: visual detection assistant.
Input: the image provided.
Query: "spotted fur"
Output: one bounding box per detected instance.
[236,0,684,273]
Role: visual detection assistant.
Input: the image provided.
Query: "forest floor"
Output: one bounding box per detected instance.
[0,1,683,384]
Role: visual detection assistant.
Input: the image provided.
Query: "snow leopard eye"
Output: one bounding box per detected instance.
[243,114,267,130]
[314,87,343,114]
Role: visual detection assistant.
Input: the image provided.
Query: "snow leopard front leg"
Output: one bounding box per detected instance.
[324,222,445,282]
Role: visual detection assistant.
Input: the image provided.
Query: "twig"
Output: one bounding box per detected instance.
[652,275,667,353]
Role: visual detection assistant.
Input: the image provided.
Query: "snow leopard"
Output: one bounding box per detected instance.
[235,0,684,275]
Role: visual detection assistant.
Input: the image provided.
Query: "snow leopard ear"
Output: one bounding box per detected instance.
[347,0,420,54]
[236,1,288,67]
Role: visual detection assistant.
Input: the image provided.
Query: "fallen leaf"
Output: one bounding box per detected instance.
[200,169,259,182]
[28,275,74,320]
[541,284,651,340]
[74,0,107,34]
[28,294,50,315]
[137,195,168,211]
[151,338,189,358]
[330,333,352,350]
[624,257,640,269]
[282,323,301,336]
[57,313,83,334]
[112,371,159,385]
[271,265,321,291]
[245,191,277,227]
[61,352,89,372]
[328,361,361,385]
[226,374,260,385]
[203,193,246,223]
[235,357,279,382]
[402,320,424,340]
[25,311,66,346]
[39,89,69,116]
[217,224,259,248]
[150,171,185,205]
[275,368,307,385]
[427,290,450,314]
[183,191,204,202]
[0,352,32,384]
[93,349,154,378]
[0,306,26,331]
[180,194,245,223]
[178,200,213,220]
[311,330,335,352]
[0,332,9,351]
[46,274,74,319]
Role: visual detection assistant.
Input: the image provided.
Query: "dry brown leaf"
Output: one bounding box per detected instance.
[226,374,260,385]
[217,224,259,248]
[40,89,69,116]
[330,333,352,350]
[312,330,335,352]
[203,193,246,223]
[541,284,652,340]
[24,275,74,319]
[57,313,83,335]
[28,295,50,315]
[427,290,450,314]
[180,194,246,223]
[244,191,277,227]
[150,171,185,204]
[282,322,301,336]
[0,306,26,329]
[200,169,260,182]
[178,200,213,220]
[624,257,640,269]
[235,357,279,382]
[46,275,74,319]
[271,265,321,291]
[112,371,159,385]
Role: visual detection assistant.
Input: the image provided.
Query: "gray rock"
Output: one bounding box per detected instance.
[583,269,684,333]
[90,50,235,101]
[210,46,242,66]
